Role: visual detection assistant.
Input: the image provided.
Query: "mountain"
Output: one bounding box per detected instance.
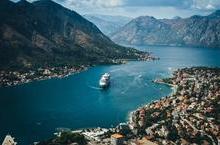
[111,16,180,46]
[111,11,220,48]
[84,14,132,36]
[0,0,145,71]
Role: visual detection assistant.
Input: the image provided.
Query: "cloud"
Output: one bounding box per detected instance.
[11,0,220,10]
[10,0,220,18]
[124,0,193,9]
[206,4,215,10]
[60,0,123,8]
[57,0,220,13]
[191,0,220,10]
[124,0,220,10]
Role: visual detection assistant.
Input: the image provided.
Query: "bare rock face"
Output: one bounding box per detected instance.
[111,11,220,48]
[32,32,54,53]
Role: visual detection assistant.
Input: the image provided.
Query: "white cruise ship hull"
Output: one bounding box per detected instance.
[99,73,110,88]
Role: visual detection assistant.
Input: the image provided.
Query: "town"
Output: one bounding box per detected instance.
[129,67,220,145]
[35,67,220,145]
[0,65,88,87]
[2,67,219,145]
[0,54,157,87]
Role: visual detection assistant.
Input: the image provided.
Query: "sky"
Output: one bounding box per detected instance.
[11,0,220,18]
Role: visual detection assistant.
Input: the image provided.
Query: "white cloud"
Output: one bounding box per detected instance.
[191,0,219,10]
[56,0,215,18]
[206,4,215,10]
[10,0,219,18]
[63,0,123,8]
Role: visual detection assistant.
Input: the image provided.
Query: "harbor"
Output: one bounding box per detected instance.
[32,67,220,145]
[0,46,220,145]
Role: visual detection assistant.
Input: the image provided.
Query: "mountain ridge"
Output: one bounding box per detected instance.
[0,0,146,71]
[111,11,220,48]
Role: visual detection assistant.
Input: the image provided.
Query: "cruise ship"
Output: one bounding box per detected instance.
[99,73,110,88]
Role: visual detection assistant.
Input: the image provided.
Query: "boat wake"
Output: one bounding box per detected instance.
[88,85,102,90]
[109,68,122,73]
[121,88,129,94]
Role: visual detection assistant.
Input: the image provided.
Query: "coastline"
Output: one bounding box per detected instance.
[38,67,220,145]
[153,79,178,95]
[37,69,168,144]
[127,67,220,145]
[127,77,177,129]
[35,68,177,144]
[0,54,158,88]
[0,65,89,88]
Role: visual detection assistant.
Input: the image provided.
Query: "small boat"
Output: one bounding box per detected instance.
[99,73,110,88]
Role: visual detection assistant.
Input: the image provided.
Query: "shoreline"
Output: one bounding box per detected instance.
[0,65,89,88]
[37,66,220,145]
[0,55,159,88]
[127,67,220,145]
[153,79,178,95]
[34,68,179,144]
[36,69,178,144]
[127,77,177,130]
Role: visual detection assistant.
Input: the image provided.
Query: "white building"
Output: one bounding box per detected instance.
[2,135,17,145]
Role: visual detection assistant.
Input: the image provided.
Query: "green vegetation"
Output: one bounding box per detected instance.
[37,132,87,145]
[0,0,147,71]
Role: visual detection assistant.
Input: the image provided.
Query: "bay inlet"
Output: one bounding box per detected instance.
[0,46,220,144]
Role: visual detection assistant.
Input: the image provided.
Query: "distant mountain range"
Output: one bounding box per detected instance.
[111,11,220,48]
[84,14,131,36]
[0,0,145,71]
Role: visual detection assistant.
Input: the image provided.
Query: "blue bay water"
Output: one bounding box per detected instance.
[0,46,220,144]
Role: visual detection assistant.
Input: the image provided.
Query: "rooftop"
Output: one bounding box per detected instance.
[135,137,158,145]
[111,133,124,139]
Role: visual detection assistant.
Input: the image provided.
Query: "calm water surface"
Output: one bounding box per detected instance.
[0,46,220,144]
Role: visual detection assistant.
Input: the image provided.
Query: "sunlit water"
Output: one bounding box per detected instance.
[0,46,220,144]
